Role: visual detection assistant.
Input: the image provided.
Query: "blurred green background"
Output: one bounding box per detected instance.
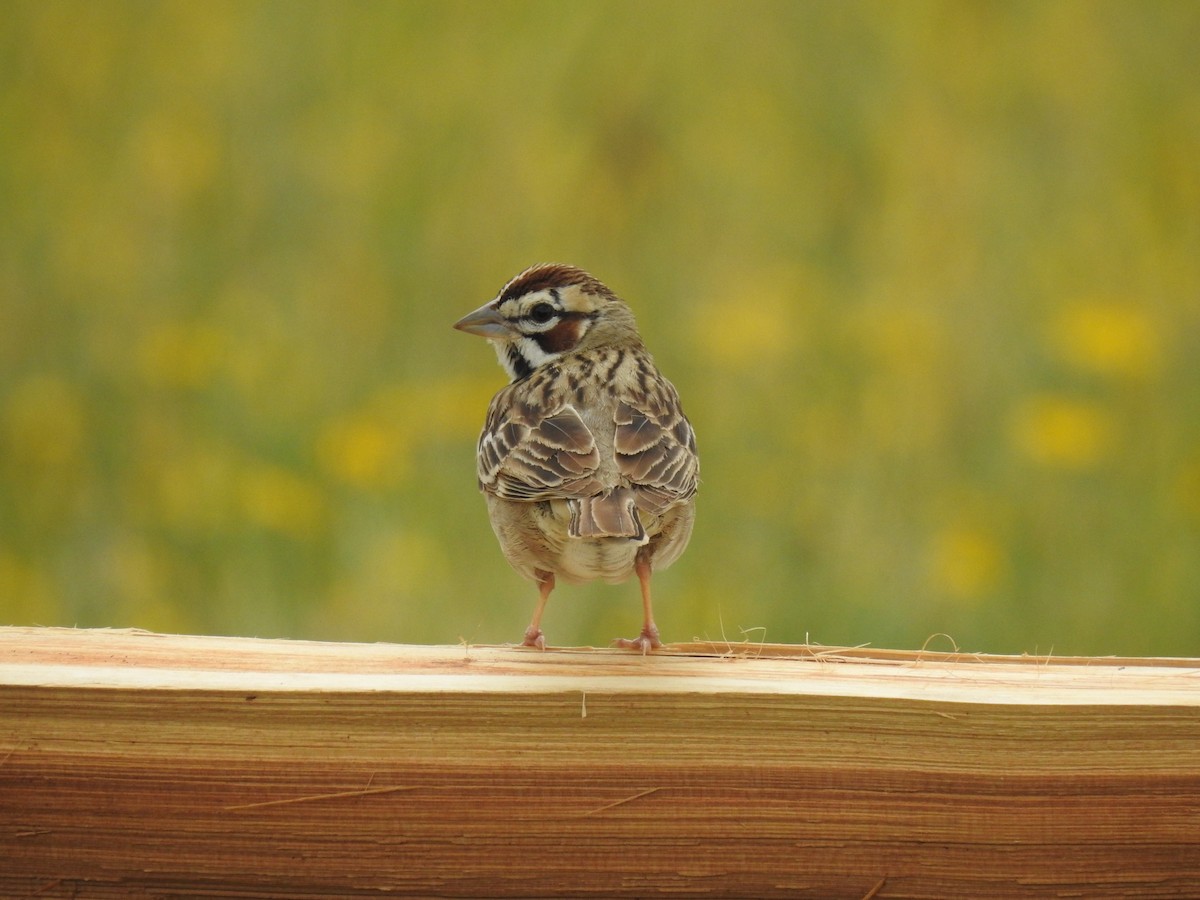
[2,1,1198,656]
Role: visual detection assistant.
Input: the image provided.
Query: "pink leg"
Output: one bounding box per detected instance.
[522,572,554,650]
[613,557,662,655]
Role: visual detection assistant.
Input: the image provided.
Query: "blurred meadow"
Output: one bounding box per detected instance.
[2,1,1199,656]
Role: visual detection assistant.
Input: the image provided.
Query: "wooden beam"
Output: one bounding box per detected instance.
[2,626,1198,898]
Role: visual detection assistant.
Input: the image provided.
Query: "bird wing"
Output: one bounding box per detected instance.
[477,392,602,502]
[477,373,697,540]
[614,380,699,515]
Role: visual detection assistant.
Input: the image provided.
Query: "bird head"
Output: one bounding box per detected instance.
[454,264,641,381]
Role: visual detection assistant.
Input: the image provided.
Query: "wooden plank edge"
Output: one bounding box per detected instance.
[2,626,1198,707]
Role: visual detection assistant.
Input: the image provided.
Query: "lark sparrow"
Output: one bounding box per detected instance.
[454,264,699,652]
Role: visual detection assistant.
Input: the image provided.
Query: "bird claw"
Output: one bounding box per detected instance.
[522,628,547,651]
[612,627,662,655]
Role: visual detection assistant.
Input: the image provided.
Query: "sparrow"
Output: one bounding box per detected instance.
[453,264,699,652]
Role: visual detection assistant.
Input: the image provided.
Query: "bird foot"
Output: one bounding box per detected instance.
[612,626,662,655]
[522,627,547,651]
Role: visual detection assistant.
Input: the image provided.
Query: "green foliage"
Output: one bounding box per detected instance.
[2,1,1198,654]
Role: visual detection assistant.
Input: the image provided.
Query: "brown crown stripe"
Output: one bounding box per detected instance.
[499,264,617,304]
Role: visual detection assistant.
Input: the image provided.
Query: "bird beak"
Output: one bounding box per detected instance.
[453,302,512,339]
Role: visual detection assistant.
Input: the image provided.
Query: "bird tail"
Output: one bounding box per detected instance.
[568,488,647,543]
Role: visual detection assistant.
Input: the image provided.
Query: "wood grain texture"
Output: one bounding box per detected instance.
[2,627,1198,898]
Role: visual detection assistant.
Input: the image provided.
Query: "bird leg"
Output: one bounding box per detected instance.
[522,571,554,650]
[613,556,662,654]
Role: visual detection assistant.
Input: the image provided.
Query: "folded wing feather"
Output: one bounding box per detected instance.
[478,383,698,540]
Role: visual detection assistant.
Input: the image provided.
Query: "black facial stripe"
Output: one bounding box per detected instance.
[505,344,534,380]
[518,308,599,333]
[523,309,596,322]
[532,332,558,354]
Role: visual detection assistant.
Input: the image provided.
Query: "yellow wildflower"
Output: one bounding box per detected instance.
[240,464,326,540]
[692,269,799,370]
[316,415,408,490]
[1010,394,1115,469]
[928,526,1005,601]
[138,322,227,390]
[1048,302,1161,380]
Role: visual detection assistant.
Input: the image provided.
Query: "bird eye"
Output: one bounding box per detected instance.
[528,302,556,325]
